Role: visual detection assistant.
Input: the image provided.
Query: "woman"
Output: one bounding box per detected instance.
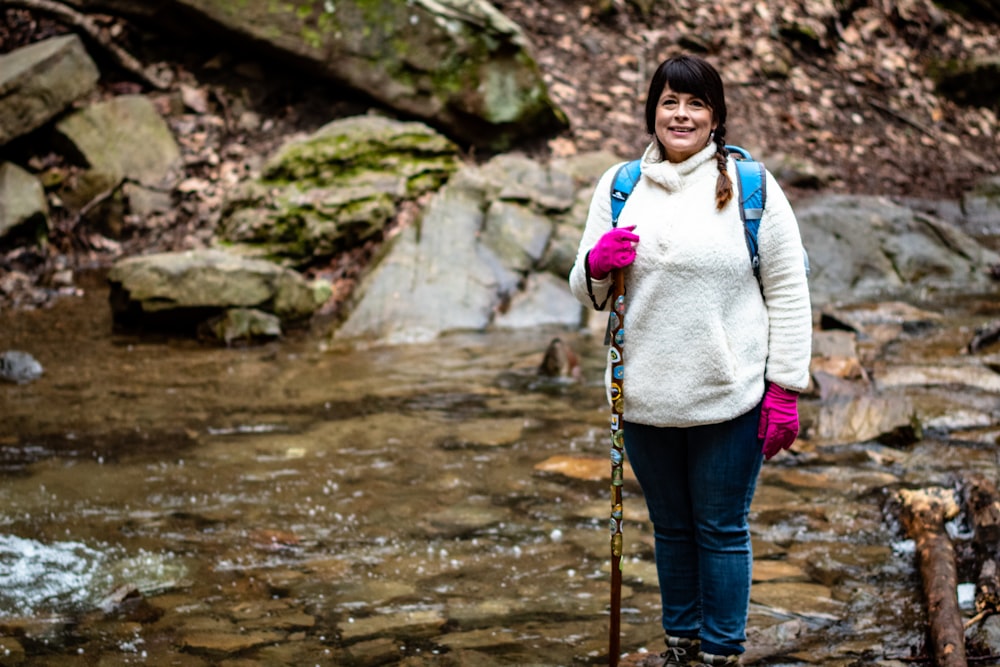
[568,55,812,665]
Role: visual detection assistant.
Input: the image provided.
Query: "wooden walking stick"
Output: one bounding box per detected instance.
[608,268,626,667]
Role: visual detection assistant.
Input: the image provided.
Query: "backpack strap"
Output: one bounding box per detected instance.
[609,159,642,227]
[727,145,767,283]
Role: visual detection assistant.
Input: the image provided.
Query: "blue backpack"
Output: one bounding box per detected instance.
[609,145,806,286]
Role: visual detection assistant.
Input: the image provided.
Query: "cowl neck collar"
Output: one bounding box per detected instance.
[639,141,718,193]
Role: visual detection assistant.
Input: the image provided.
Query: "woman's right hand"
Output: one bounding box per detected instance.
[588,225,640,279]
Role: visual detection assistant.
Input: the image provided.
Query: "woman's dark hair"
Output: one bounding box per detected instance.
[644,55,733,210]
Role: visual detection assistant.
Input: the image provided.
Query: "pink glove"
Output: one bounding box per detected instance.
[588,226,639,280]
[758,383,799,460]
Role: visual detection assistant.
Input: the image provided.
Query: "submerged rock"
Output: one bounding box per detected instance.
[200,307,282,345]
[536,337,582,381]
[0,350,43,384]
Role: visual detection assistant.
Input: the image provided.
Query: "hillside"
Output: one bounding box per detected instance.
[1,0,998,312]
[497,0,999,200]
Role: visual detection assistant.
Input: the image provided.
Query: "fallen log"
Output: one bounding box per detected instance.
[897,487,967,667]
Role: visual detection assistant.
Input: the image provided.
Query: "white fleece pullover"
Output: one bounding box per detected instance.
[569,142,812,428]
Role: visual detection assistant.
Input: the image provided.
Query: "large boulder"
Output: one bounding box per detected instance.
[107,249,329,334]
[0,34,100,146]
[335,153,583,343]
[796,194,1000,305]
[219,115,460,262]
[68,0,567,150]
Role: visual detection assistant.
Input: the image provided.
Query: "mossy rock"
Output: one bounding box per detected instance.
[219,116,460,263]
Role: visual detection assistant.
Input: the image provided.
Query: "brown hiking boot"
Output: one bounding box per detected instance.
[660,635,700,666]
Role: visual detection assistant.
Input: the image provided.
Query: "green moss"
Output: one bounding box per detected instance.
[317,10,337,33]
[353,0,389,25]
[302,27,322,49]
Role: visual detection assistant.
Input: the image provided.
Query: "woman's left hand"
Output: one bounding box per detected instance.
[758,383,799,460]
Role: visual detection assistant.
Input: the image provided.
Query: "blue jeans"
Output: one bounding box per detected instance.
[623,405,763,656]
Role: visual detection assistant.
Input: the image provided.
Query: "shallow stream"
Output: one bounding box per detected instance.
[2,276,998,666]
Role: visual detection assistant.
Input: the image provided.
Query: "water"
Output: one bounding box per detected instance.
[1,277,998,665]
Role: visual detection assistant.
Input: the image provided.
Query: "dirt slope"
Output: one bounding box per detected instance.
[496,0,999,200]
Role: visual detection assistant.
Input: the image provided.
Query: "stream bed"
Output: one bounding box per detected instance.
[1,277,999,666]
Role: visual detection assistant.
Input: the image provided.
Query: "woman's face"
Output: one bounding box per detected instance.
[654,85,717,163]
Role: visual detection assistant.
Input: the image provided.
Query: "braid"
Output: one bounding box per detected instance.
[713,125,733,211]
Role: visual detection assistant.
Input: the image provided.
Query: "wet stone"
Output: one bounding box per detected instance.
[425,503,510,537]
[752,559,808,582]
[445,598,525,626]
[438,417,524,449]
[343,637,400,665]
[250,639,341,665]
[0,637,25,665]
[949,425,1000,445]
[780,467,900,497]
[751,581,846,619]
[969,614,1000,657]
[752,483,805,511]
[116,649,208,667]
[0,350,43,384]
[259,569,307,594]
[812,330,860,358]
[751,535,788,559]
[179,630,285,655]
[786,542,893,587]
[339,609,446,642]
[744,617,809,663]
[534,454,638,485]
[620,557,658,586]
[813,393,919,446]
[812,370,871,399]
[875,363,1000,393]
[146,592,205,616]
[241,611,315,631]
[228,598,291,619]
[437,627,520,650]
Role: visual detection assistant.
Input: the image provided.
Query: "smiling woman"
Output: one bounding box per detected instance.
[568,54,813,665]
